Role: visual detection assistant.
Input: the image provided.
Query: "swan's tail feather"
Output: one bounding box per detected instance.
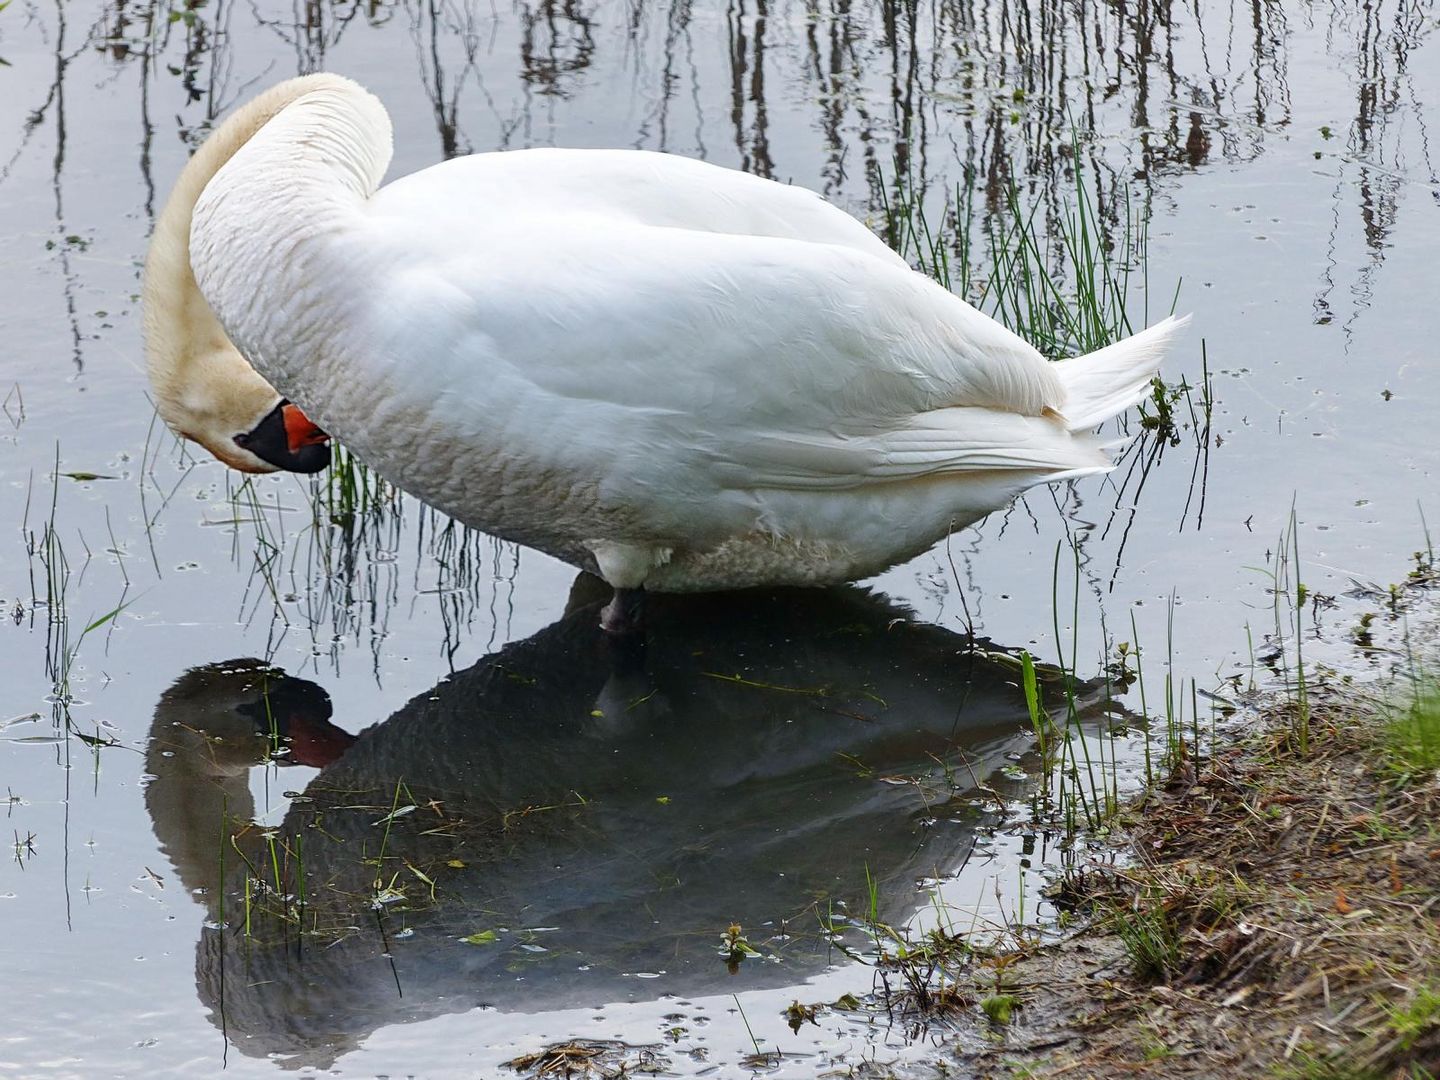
[1055,315,1190,432]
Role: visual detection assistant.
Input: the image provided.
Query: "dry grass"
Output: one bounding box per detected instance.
[950,679,1440,1079]
[504,1040,668,1077]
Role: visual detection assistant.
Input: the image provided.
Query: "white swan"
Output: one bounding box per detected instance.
[145,73,1187,627]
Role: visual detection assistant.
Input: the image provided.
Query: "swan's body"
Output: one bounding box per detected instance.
[147,74,1186,595]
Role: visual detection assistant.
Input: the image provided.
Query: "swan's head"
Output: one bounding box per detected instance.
[144,202,333,473]
[148,338,332,474]
[142,73,366,477]
[150,658,353,773]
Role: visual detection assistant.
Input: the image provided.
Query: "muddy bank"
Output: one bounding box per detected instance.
[911,569,1440,1078]
[960,701,1438,1076]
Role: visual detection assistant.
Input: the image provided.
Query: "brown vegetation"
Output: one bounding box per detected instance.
[951,680,1440,1080]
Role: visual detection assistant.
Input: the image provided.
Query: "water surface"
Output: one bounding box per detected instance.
[1,0,1437,1075]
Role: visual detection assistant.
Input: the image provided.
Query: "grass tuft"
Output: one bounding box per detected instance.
[1108,889,1183,982]
[879,151,1159,362]
[319,443,398,527]
[1381,679,1440,785]
[1381,984,1440,1054]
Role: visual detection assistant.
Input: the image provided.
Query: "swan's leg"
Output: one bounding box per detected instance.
[586,540,671,634]
[599,587,646,634]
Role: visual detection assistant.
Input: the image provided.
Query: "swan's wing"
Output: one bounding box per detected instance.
[705,410,1112,493]
[370,148,909,269]
[352,215,1068,505]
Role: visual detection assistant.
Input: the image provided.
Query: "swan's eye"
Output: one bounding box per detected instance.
[233,432,252,448]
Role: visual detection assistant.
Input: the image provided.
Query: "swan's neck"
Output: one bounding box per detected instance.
[143,74,392,429]
[189,78,393,399]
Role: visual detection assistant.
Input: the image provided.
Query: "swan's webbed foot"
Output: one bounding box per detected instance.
[600,586,646,635]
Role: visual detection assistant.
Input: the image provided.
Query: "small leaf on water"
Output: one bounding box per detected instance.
[372,805,417,826]
[5,735,66,745]
[446,859,466,868]
[981,993,1019,1024]
[72,730,118,748]
[461,930,498,945]
[61,472,117,482]
[655,796,670,805]
[80,595,140,637]
[784,1000,818,1033]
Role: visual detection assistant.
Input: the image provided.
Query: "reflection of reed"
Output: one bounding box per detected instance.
[247,0,386,73]
[519,0,597,97]
[726,0,774,176]
[61,0,1424,330]
[416,0,474,158]
[1311,0,1435,342]
[636,0,705,155]
[225,476,522,679]
[47,0,85,373]
[50,0,1425,235]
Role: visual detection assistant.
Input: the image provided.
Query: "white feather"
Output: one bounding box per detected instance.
[1054,315,1191,431]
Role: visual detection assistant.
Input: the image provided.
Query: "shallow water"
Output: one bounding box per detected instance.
[0,1,1437,1076]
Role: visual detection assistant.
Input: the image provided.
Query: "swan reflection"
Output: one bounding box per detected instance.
[146,582,1109,1067]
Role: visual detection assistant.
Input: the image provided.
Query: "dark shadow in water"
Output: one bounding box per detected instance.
[145,581,1111,1069]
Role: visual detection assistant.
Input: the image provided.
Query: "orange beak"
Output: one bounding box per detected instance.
[282,403,330,455]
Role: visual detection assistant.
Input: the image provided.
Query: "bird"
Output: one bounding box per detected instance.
[144,72,1187,631]
[144,586,1112,1063]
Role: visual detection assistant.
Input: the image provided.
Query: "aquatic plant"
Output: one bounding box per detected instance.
[879,149,1161,362]
[1380,676,1440,785]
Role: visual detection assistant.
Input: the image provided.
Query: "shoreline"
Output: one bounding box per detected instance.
[496,551,1439,1080]
[912,555,1440,1078]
